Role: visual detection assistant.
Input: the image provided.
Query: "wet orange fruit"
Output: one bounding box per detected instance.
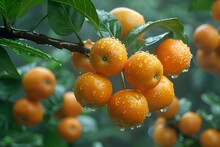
[124,51,163,91]
[13,98,44,126]
[196,49,219,72]
[57,117,82,142]
[73,72,112,108]
[155,39,192,76]
[193,24,219,52]
[22,67,56,100]
[178,111,202,136]
[156,96,179,119]
[211,0,220,23]
[153,124,177,147]
[142,75,175,112]
[154,117,166,127]
[107,89,148,128]
[71,39,95,73]
[90,37,128,76]
[200,128,220,147]
[110,7,145,40]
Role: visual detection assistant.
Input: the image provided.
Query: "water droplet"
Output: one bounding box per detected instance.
[182,67,189,73]
[171,75,179,79]
[130,127,134,130]
[160,106,169,112]
[83,106,96,112]
[136,123,143,128]
[120,128,125,131]
[147,112,152,117]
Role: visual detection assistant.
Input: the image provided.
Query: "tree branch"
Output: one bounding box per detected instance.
[0,26,90,56]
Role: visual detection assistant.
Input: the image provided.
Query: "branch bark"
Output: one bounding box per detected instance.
[0,26,90,56]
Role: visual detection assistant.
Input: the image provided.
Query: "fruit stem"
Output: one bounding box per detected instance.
[120,71,126,89]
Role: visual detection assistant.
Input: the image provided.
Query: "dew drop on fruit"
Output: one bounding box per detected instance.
[130,127,135,130]
[182,67,189,73]
[147,112,152,117]
[136,123,143,128]
[171,75,179,79]
[119,128,125,131]
[160,106,169,112]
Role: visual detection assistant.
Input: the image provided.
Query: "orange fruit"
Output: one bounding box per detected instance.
[178,111,202,136]
[107,89,148,128]
[71,39,95,73]
[110,7,145,40]
[13,98,44,126]
[215,36,220,56]
[124,51,163,91]
[155,39,192,76]
[200,129,220,147]
[155,96,179,119]
[212,0,220,23]
[57,117,82,142]
[142,75,175,112]
[154,117,166,127]
[153,124,177,147]
[22,67,56,100]
[193,24,219,52]
[90,37,128,76]
[55,92,82,119]
[73,72,112,108]
[196,49,219,72]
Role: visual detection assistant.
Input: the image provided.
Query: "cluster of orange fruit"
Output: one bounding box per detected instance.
[71,8,192,130]
[13,67,83,142]
[194,0,220,74]
[153,97,220,147]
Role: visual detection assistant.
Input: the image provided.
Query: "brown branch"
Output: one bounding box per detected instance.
[0,26,90,56]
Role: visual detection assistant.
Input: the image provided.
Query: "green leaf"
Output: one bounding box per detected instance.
[48,1,85,36]
[93,10,122,38]
[0,79,21,97]
[188,0,214,11]
[0,0,45,20]
[201,92,220,106]
[123,18,187,48]
[13,133,43,146]
[0,38,60,63]
[0,46,20,79]
[50,0,99,28]
[197,109,217,129]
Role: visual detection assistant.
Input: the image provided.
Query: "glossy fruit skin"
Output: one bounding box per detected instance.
[107,89,149,128]
[156,96,179,119]
[196,49,219,72]
[110,7,145,40]
[13,98,44,126]
[200,129,220,147]
[57,117,82,142]
[73,72,112,108]
[22,67,56,100]
[142,76,175,112]
[155,39,192,76]
[178,111,202,136]
[71,39,95,73]
[90,37,128,76]
[124,51,163,91]
[212,0,220,23]
[56,92,82,119]
[153,124,177,147]
[154,117,166,127]
[193,24,219,52]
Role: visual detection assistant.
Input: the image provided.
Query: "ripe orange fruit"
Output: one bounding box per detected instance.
[142,75,175,112]
[55,92,82,119]
[200,129,220,147]
[110,7,145,40]
[193,24,219,52]
[124,51,163,91]
[215,36,220,56]
[90,37,128,76]
[13,98,44,126]
[211,0,220,23]
[107,89,149,128]
[154,117,166,127]
[73,72,112,108]
[57,117,82,142]
[178,111,202,136]
[155,96,179,119]
[22,67,56,100]
[155,39,192,76]
[153,124,177,147]
[71,39,95,73]
[196,49,219,72]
